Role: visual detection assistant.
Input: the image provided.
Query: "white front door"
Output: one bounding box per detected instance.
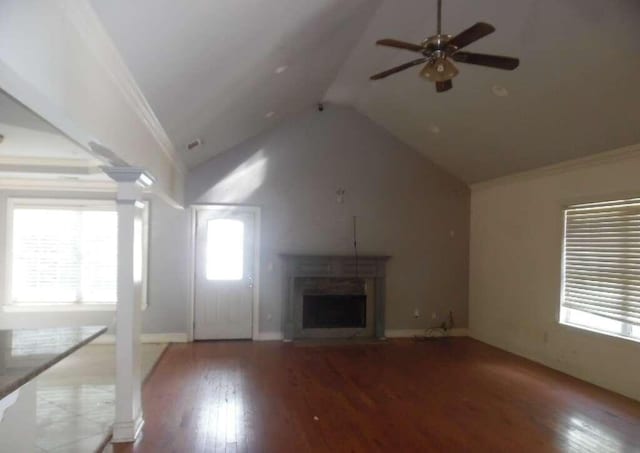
[194,207,256,340]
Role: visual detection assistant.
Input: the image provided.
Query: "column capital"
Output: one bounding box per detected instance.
[103,166,155,186]
[103,166,155,202]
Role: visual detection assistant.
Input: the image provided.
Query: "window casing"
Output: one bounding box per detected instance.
[5,198,149,311]
[560,197,640,342]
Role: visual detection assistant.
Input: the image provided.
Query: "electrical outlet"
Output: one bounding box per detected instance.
[266,313,272,321]
[432,312,437,320]
[413,309,420,318]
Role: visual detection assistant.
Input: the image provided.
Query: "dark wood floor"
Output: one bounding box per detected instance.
[112,338,640,452]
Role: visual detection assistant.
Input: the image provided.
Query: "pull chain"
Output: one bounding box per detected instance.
[353,216,359,279]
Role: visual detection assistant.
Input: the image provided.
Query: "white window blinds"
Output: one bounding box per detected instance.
[562,198,640,327]
[11,204,118,305]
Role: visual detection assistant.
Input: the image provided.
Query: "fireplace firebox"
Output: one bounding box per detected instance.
[303,294,366,329]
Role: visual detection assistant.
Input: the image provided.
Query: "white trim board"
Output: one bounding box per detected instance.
[89,330,470,343]
[255,332,284,341]
[186,207,196,342]
[384,328,469,338]
[253,330,469,341]
[91,333,188,344]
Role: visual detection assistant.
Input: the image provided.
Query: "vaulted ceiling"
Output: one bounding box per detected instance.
[91,0,381,169]
[92,0,640,182]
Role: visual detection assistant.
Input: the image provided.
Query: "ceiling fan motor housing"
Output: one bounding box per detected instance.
[421,34,453,54]
[419,35,458,82]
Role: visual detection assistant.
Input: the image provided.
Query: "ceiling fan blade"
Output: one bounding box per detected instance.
[453,51,519,70]
[448,22,495,50]
[370,58,428,80]
[436,80,452,92]
[376,39,424,53]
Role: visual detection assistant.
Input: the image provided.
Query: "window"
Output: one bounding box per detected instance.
[560,197,640,342]
[6,199,148,310]
[206,219,244,281]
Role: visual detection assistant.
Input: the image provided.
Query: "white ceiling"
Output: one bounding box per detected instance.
[92,0,640,182]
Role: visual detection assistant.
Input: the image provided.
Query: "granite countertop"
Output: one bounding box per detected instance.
[0,326,107,399]
[279,254,391,259]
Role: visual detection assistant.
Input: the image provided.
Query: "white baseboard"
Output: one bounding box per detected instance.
[253,329,470,341]
[91,333,189,344]
[384,328,469,338]
[255,332,284,341]
[90,330,468,343]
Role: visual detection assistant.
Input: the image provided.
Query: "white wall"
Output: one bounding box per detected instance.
[469,145,640,401]
[0,190,189,335]
[188,105,470,335]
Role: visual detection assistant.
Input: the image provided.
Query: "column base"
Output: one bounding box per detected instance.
[112,414,144,443]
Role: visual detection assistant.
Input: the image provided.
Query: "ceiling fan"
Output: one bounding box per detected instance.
[370,0,519,92]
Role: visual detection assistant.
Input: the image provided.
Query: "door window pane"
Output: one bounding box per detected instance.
[206,219,244,281]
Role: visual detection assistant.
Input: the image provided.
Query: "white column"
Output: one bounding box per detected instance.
[103,167,154,443]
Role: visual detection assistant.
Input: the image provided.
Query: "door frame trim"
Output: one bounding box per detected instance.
[187,204,261,341]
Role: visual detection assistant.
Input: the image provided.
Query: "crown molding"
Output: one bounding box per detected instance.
[0,156,99,168]
[57,0,186,176]
[0,178,116,192]
[0,163,102,175]
[471,143,640,192]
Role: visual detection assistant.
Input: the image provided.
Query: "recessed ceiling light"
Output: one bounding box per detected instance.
[428,124,440,134]
[492,84,509,97]
[265,111,275,118]
[275,66,287,74]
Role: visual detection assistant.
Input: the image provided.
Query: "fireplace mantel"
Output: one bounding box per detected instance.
[280,254,390,340]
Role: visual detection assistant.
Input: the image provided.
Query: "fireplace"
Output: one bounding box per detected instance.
[303,294,367,329]
[281,254,390,340]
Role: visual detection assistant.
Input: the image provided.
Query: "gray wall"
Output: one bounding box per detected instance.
[142,194,190,334]
[187,105,470,334]
[0,190,189,335]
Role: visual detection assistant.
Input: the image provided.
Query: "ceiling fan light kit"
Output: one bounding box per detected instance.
[370,0,520,92]
[420,57,458,82]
